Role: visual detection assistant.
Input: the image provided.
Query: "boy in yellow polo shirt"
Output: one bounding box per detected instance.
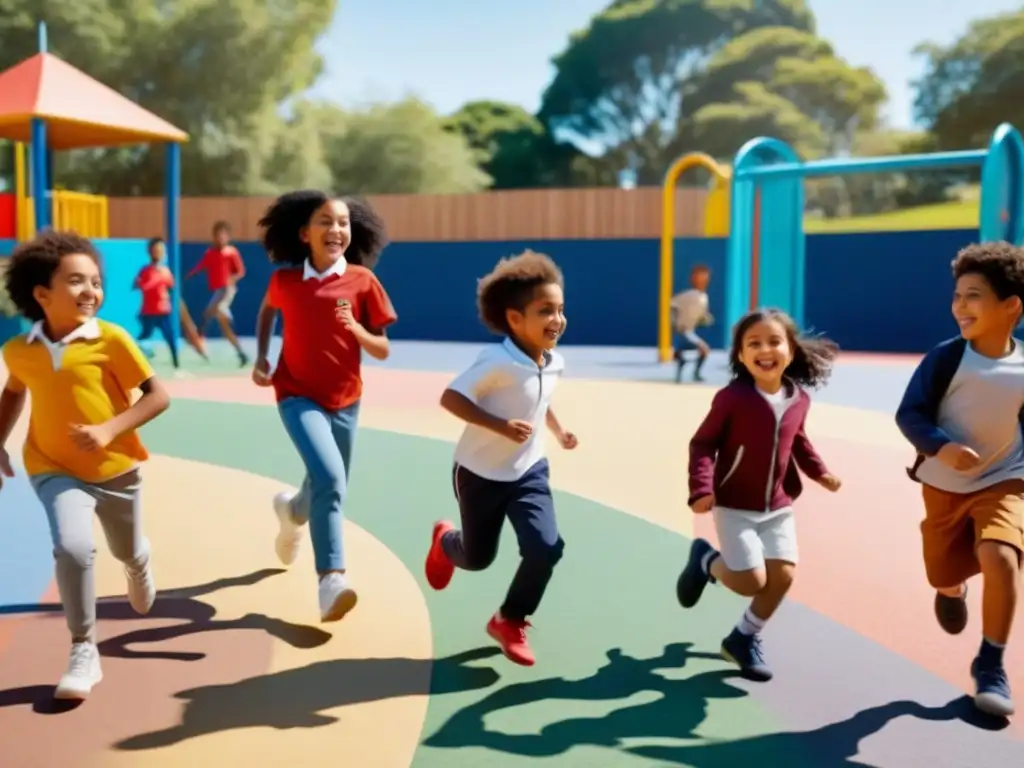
[0,231,171,701]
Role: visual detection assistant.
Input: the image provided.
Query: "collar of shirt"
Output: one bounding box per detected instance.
[502,337,561,371]
[302,257,347,281]
[27,318,101,346]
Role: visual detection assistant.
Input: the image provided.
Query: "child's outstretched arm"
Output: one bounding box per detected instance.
[792,415,840,490]
[895,346,956,457]
[546,406,578,449]
[688,389,731,505]
[441,389,515,437]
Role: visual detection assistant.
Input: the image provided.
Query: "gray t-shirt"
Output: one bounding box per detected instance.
[916,340,1024,493]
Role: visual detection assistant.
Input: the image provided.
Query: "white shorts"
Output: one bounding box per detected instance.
[712,506,798,571]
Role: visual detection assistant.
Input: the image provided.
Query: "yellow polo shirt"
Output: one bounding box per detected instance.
[2,319,154,482]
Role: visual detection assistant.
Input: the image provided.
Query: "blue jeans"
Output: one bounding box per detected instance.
[277,397,359,572]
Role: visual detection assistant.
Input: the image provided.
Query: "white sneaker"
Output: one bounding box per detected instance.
[55,642,103,700]
[273,491,303,566]
[318,573,358,623]
[126,560,156,615]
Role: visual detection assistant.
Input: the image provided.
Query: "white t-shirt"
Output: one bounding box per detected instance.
[670,289,709,333]
[446,338,565,481]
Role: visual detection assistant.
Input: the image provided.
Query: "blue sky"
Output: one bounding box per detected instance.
[308,0,1021,130]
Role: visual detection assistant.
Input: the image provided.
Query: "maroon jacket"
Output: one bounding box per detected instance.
[688,379,829,512]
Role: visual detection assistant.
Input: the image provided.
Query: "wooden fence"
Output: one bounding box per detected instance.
[107,187,710,242]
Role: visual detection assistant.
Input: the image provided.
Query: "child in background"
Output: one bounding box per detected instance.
[186,220,248,366]
[133,236,180,369]
[0,231,170,700]
[424,251,577,666]
[676,308,840,681]
[896,242,1024,719]
[670,264,713,383]
[253,191,397,623]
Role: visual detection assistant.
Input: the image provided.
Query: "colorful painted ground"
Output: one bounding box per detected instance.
[0,342,1022,767]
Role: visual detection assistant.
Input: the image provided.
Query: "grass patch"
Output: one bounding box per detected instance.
[804,200,979,233]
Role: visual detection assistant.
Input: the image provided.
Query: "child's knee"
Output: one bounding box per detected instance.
[54,541,95,570]
[977,540,1021,581]
[522,535,565,569]
[766,560,796,590]
[730,567,768,596]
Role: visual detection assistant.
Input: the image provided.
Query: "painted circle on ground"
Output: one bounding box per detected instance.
[0,456,432,767]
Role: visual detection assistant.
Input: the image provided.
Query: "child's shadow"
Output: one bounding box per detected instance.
[425,642,740,757]
[628,696,1009,767]
[114,646,503,750]
[0,568,331,713]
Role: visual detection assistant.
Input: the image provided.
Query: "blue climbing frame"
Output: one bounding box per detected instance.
[724,123,1024,333]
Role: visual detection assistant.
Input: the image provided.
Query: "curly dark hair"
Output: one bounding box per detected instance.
[729,308,838,390]
[951,241,1024,303]
[257,190,389,269]
[477,250,564,336]
[4,230,101,322]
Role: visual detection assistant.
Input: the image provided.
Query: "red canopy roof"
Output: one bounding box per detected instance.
[0,53,188,149]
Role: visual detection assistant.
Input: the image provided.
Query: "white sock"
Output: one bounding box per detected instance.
[736,609,766,636]
[700,549,718,574]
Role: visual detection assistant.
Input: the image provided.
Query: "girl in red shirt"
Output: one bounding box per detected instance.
[252,190,398,623]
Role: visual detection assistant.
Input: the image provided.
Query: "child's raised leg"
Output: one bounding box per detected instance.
[276,396,358,622]
[677,510,798,680]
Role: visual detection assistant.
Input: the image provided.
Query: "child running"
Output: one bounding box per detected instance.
[186,220,248,366]
[676,308,840,681]
[253,190,396,623]
[133,236,180,369]
[0,231,170,700]
[895,242,1024,719]
[424,250,577,666]
[670,264,713,383]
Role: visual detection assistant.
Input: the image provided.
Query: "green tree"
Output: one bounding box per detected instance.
[912,9,1024,150]
[444,100,607,188]
[539,0,816,182]
[687,26,886,159]
[0,0,336,195]
[321,98,491,195]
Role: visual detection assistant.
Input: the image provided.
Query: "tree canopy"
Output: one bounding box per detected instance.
[912,9,1024,150]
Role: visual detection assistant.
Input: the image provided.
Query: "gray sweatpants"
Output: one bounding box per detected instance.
[31,469,150,643]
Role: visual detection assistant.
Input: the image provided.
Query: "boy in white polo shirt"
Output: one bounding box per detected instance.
[424,250,577,666]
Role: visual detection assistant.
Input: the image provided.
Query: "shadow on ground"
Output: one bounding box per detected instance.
[0,569,330,712]
[114,646,503,750]
[424,642,1006,766]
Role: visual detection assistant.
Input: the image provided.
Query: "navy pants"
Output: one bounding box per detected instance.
[139,313,179,368]
[442,458,564,621]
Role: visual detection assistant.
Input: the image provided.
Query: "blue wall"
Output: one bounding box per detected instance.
[0,228,984,353]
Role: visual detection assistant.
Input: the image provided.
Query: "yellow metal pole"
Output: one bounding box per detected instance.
[14,142,27,239]
[658,152,730,362]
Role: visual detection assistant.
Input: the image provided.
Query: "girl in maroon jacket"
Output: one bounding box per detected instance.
[677,308,842,681]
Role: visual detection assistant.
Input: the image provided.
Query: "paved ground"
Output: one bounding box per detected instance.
[0,340,1022,767]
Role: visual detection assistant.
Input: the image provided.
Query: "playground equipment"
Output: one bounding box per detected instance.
[657,153,730,361]
[11,140,109,238]
[656,124,1024,363]
[0,23,187,340]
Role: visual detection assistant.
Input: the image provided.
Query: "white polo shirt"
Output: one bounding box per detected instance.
[447,338,565,482]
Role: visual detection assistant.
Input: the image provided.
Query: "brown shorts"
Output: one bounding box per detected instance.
[921,479,1024,588]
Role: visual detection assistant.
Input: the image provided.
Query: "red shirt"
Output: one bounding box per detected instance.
[135,264,174,316]
[188,245,244,291]
[268,263,398,411]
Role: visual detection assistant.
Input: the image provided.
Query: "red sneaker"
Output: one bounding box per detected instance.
[487,614,535,666]
[425,521,456,590]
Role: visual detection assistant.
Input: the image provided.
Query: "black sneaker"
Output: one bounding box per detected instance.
[721,628,773,682]
[971,656,1014,717]
[676,538,717,608]
[934,587,968,635]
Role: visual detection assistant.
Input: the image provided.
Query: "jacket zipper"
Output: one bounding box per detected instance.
[765,413,782,512]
